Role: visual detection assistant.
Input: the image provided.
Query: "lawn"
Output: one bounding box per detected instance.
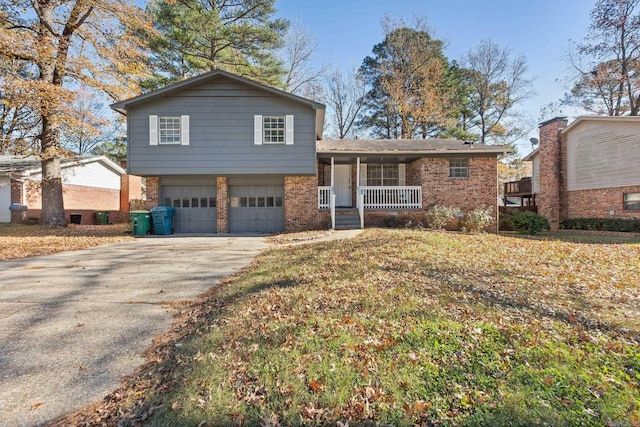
[0,223,134,261]
[53,229,639,426]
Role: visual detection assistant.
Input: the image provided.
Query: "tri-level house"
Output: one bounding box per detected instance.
[111,70,511,233]
[522,116,640,230]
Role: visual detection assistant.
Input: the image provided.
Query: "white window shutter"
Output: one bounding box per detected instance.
[254,115,263,145]
[285,115,294,145]
[399,163,406,185]
[149,115,158,145]
[359,164,367,186]
[180,115,189,145]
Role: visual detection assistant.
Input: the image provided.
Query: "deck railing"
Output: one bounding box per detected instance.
[359,186,422,210]
[504,177,532,196]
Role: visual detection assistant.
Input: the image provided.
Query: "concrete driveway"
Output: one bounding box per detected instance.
[0,236,267,427]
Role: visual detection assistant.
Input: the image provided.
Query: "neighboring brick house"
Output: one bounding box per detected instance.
[525,116,640,230]
[111,70,511,233]
[0,155,142,224]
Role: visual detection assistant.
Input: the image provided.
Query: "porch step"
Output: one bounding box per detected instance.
[335,210,361,230]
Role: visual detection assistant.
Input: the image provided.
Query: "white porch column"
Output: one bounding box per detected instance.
[330,157,334,187]
[356,157,360,188]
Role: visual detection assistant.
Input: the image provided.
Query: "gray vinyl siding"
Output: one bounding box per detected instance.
[566,121,640,191]
[127,79,317,176]
[531,155,540,194]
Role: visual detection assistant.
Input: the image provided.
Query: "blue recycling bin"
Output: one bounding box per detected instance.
[150,206,176,235]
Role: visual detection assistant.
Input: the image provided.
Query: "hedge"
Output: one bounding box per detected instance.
[560,217,640,233]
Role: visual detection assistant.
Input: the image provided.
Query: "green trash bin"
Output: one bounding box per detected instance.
[130,210,151,236]
[96,211,110,225]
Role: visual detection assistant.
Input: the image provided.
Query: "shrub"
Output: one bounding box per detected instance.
[460,205,494,233]
[424,205,457,230]
[507,211,550,235]
[383,214,402,228]
[560,218,640,233]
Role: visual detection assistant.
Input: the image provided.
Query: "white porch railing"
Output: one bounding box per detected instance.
[330,192,336,230]
[358,190,364,229]
[359,186,422,210]
[318,186,332,210]
[318,186,336,229]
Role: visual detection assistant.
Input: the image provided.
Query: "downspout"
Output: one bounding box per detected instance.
[496,150,509,234]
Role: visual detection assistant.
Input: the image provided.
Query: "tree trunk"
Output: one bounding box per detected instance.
[40,157,66,226]
[39,112,67,226]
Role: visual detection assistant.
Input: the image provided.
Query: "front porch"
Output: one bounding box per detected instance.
[317,157,422,229]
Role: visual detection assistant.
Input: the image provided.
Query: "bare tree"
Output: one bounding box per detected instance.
[566,0,640,115]
[60,91,110,155]
[323,67,367,139]
[462,40,532,144]
[279,20,324,98]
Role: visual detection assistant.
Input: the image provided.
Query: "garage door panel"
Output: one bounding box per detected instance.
[161,185,216,233]
[229,184,284,233]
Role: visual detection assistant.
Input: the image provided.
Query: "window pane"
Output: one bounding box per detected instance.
[159,117,181,144]
[182,198,190,208]
[191,198,199,208]
[383,164,399,186]
[200,198,208,208]
[449,159,469,178]
[275,197,283,207]
[239,197,248,207]
[248,197,257,207]
[173,198,180,208]
[263,116,285,143]
[367,164,383,186]
[266,197,274,207]
[624,193,640,210]
[257,197,265,207]
[164,198,172,207]
[210,197,217,207]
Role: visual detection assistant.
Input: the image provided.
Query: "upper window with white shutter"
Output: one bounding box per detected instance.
[149,115,190,146]
[254,115,294,145]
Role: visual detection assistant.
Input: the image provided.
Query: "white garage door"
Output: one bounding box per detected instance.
[161,185,217,233]
[0,176,11,223]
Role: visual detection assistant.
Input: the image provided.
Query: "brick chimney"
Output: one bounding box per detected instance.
[537,117,568,230]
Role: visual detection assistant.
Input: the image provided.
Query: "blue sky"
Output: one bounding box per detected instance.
[274,0,598,153]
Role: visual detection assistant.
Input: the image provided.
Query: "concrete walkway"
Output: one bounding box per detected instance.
[0,236,267,427]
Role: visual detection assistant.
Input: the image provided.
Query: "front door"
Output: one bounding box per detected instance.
[334,164,351,207]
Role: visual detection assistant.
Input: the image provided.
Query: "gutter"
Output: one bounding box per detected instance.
[317,149,514,156]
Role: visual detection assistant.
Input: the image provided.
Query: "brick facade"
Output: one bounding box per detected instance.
[284,175,330,231]
[145,176,159,209]
[120,174,143,213]
[216,176,228,233]
[364,210,423,227]
[411,157,498,231]
[537,118,568,230]
[23,184,121,225]
[567,185,640,219]
[536,117,640,229]
[137,157,499,233]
